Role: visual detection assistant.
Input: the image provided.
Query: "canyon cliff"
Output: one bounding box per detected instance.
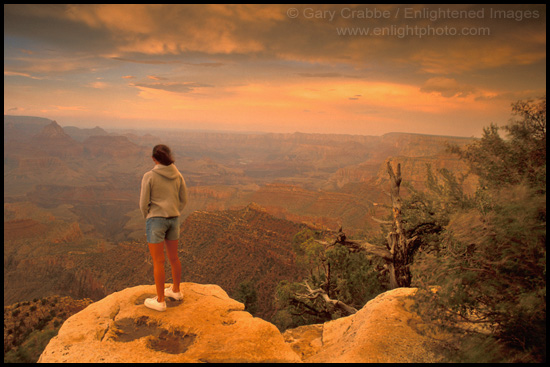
[38,284,444,363]
[4,115,476,242]
[4,203,308,317]
[5,115,479,327]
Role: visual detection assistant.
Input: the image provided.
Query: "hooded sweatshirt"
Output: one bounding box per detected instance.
[139,164,188,219]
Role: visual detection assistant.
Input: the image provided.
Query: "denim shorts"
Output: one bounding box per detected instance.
[146,217,180,243]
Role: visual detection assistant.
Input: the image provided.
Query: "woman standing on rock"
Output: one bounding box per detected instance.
[139,144,188,311]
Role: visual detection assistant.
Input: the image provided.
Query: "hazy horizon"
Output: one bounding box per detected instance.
[4,4,546,137]
[5,113,480,139]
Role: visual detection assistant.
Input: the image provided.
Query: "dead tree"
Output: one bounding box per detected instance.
[331,161,419,289]
[289,162,418,318]
[385,161,418,288]
[290,239,358,318]
[294,280,358,316]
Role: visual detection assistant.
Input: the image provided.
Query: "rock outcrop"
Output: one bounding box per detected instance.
[39,284,445,363]
[283,287,442,363]
[38,283,301,363]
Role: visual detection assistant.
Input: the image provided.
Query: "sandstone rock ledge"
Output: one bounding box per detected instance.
[39,284,444,363]
[38,283,300,363]
[283,287,443,363]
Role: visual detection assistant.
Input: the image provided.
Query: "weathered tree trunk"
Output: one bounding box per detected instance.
[292,161,417,319]
[386,161,416,289]
[331,161,417,289]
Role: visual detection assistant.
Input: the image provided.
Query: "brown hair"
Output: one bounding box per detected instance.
[152,144,174,165]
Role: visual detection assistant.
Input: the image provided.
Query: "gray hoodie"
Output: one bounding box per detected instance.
[139,164,188,219]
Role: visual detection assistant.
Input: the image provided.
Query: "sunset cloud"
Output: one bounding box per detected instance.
[133,81,213,94]
[4,70,43,80]
[420,77,477,98]
[4,4,546,137]
[89,81,108,89]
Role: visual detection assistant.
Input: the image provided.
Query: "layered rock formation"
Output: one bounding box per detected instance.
[39,285,445,363]
[178,204,309,320]
[4,295,94,359]
[31,121,83,158]
[83,135,143,158]
[5,114,478,242]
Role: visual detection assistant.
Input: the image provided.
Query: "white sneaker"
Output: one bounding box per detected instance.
[144,296,166,312]
[164,286,183,301]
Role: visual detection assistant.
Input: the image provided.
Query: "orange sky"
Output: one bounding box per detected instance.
[4,4,546,137]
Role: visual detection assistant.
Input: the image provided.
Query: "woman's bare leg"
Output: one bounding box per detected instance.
[148,242,165,302]
[165,239,181,292]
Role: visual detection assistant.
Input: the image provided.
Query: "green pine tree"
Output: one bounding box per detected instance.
[412,97,546,362]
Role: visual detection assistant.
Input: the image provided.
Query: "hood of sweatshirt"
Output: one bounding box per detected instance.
[152,164,181,180]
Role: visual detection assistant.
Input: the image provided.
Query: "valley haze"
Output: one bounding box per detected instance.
[4,114,476,314]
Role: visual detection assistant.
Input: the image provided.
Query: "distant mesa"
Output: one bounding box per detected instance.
[63,125,110,141]
[31,121,83,157]
[4,115,53,139]
[83,135,145,158]
[36,120,72,140]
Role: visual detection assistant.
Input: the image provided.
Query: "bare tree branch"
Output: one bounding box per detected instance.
[295,280,358,316]
[370,216,393,224]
